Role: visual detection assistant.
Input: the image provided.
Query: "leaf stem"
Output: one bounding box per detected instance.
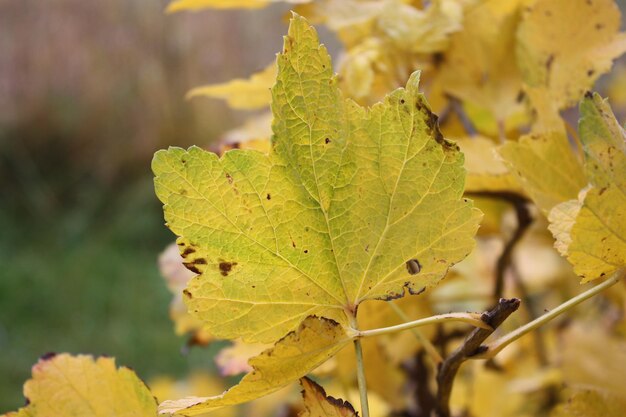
[350,314,370,417]
[353,338,370,417]
[472,270,624,360]
[356,312,492,339]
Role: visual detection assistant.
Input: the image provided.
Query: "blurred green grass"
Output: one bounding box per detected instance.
[0,175,205,411]
[0,3,295,411]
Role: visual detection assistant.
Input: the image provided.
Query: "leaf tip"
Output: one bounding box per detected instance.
[406,70,422,94]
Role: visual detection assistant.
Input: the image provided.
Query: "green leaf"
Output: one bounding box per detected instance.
[153,14,481,343]
[548,93,626,281]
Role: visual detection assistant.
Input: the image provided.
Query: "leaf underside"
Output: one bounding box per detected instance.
[153,14,481,343]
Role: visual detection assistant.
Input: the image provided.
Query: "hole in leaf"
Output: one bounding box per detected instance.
[406,259,421,275]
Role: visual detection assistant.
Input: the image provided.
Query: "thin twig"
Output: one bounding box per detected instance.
[447,95,477,136]
[466,191,533,299]
[435,298,521,417]
[404,350,437,417]
[472,271,623,360]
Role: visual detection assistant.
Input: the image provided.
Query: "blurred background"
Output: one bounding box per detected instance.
[0,0,329,409]
[2,0,626,412]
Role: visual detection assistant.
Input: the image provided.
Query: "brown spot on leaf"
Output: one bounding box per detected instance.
[266,193,271,200]
[182,247,196,257]
[219,261,237,277]
[225,173,233,184]
[183,263,201,274]
[183,289,192,299]
[416,99,458,151]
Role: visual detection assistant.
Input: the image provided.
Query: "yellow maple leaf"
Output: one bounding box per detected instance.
[516,0,626,109]
[548,93,626,281]
[498,131,586,215]
[438,0,526,124]
[158,317,351,415]
[153,15,481,343]
[458,136,525,194]
[299,377,358,417]
[187,63,276,110]
[3,354,157,417]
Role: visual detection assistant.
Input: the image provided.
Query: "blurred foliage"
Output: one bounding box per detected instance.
[0,0,296,411]
[2,0,626,415]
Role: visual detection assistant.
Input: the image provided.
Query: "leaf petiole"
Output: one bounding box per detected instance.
[349,316,370,417]
[354,312,493,339]
[471,269,624,360]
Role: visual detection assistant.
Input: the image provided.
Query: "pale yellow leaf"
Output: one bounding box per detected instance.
[299,377,357,417]
[516,0,626,109]
[498,131,586,214]
[560,324,626,401]
[550,390,624,417]
[548,93,626,281]
[158,316,351,416]
[459,136,524,194]
[4,354,157,417]
[377,0,465,54]
[438,0,525,122]
[188,64,276,110]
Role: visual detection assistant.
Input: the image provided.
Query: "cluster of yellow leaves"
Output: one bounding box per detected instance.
[548,94,626,281]
[6,1,626,417]
[152,14,481,415]
[150,1,626,416]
